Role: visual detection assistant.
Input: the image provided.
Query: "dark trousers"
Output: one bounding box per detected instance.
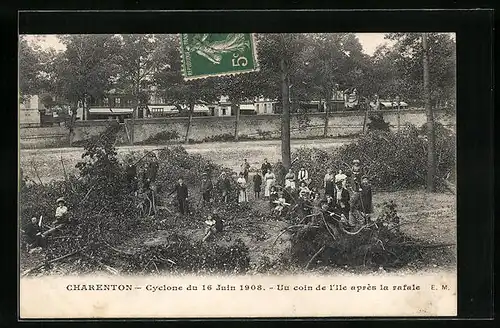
[202,191,211,203]
[178,198,188,215]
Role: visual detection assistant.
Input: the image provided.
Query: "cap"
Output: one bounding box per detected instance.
[56,197,65,203]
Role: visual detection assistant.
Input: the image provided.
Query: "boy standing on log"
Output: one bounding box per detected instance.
[333,179,350,223]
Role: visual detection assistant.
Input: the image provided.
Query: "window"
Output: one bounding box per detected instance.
[264,103,268,113]
[256,104,260,112]
[221,107,227,116]
[103,97,109,106]
[115,97,121,106]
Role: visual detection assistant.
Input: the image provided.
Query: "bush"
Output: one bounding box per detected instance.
[291,123,456,191]
[138,130,180,145]
[367,113,390,132]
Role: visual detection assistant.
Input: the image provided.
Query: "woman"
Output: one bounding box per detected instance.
[324,168,335,197]
[253,172,262,199]
[264,169,276,199]
[284,168,296,189]
[237,173,247,203]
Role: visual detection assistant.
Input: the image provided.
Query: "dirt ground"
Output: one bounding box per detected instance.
[19,138,352,184]
[19,139,456,275]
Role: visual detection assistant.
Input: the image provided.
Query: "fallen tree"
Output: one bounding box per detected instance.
[273,200,455,270]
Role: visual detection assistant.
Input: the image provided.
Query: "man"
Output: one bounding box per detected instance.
[169,178,189,215]
[200,173,213,205]
[333,178,350,223]
[350,159,363,191]
[297,167,310,186]
[241,159,250,181]
[218,172,231,203]
[125,159,138,193]
[359,175,373,222]
[23,216,46,252]
[261,158,272,176]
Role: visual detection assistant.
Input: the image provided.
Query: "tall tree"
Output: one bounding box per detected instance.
[115,35,169,111]
[422,33,436,192]
[18,36,42,101]
[216,70,271,140]
[257,33,307,169]
[384,33,456,108]
[52,35,121,143]
[153,35,220,144]
[299,33,367,137]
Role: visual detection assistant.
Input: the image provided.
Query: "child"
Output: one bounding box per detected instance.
[269,186,279,210]
[273,192,289,216]
[203,214,224,242]
[54,197,68,225]
[253,172,262,199]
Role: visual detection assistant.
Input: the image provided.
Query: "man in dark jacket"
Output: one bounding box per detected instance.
[169,178,189,215]
[125,160,138,193]
[261,158,272,176]
[200,173,213,205]
[359,175,373,222]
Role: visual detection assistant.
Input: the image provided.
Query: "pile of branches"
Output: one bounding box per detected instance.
[20,125,250,276]
[275,201,455,270]
[291,123,456,191]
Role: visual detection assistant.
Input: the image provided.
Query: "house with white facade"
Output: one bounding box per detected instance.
[19,95,44,126]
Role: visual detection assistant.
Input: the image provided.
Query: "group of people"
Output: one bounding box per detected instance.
[233,158,373,228]
[23,197,69,253]
[22,152,374,251]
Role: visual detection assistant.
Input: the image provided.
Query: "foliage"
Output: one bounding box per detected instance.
[367,113,391,131]
[291,124,455,191]
[137,130,180,145]
[102,233,250,275]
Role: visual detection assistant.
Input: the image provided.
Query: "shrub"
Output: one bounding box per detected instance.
[291,123,456,191]
[138,130,180,145]
[367,113,390,132]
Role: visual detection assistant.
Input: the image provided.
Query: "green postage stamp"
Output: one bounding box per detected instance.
[180,33,259,80]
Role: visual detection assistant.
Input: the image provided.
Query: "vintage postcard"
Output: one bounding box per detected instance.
[19,32,457,318]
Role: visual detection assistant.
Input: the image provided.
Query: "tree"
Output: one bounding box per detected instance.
[18,36,42,101]
[114,35,169,110]
[422,33,436,192]
[299,33,368,137]
[53,34,121,143]
[153,35,220,144]
[256,33,308,169]
[216,71,270,141]
[384,33,456,108]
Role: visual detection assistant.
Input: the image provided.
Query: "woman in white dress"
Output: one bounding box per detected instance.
[264,169,276,198]
[237,173,247,203]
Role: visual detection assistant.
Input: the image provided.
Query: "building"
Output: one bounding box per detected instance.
[210,96,232,117]
[254,98,278,115]
[19,95,44,126]
[88,91,136,122]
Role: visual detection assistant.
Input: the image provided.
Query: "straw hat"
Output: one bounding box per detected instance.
[56,197,65,204]
[352,159,360,164]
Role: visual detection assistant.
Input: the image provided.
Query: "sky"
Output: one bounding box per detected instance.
[24,33,393,56]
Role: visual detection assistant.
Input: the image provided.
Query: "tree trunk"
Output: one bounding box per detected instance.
[362,105,369,135]
[423,33,436,192]
[280,58,291,170]
[233,103,240,141]
[184,103,195,144]
[323,91,331,138]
